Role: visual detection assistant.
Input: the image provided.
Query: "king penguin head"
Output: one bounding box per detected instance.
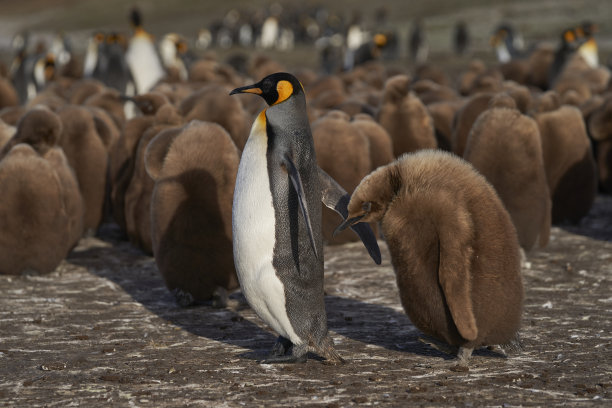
[229,72,304,106]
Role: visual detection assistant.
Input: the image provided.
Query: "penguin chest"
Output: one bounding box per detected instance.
[232,116,301,344]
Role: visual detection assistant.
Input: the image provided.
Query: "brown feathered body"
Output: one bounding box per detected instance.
[345,150,523,350]
[312,111,371,244]
[464,97,551,250]
[0,109,84,274]
[378,75,437,156]
[145,121,239,301]
[535,106,597,224]
[57,105,109,233]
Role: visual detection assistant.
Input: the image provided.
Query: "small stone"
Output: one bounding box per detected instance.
[450,364,469,373]
[40,362,66,371]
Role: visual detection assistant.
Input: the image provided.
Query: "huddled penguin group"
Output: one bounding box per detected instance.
[0,7,610,369]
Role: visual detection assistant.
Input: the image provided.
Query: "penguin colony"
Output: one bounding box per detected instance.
[0,5,610,367]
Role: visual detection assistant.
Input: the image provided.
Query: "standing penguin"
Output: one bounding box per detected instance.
[230,72,381,364]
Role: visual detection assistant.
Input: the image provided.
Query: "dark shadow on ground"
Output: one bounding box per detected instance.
[558,195,612,242]
[68,222,506,362]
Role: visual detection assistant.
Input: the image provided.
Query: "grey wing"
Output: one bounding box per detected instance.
[319,168,382,265]
[282,152,319,260]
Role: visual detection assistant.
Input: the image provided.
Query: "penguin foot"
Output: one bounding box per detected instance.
[270,336,293,356]
[211,287,228,309]
[260,342,307,364]
[418,335,458,356]
[20,268,40,277]
[318,335,345,365]
[259,353,307,364]
[172,288,196,307]
[456,346,473,365]
[500,333,524,354]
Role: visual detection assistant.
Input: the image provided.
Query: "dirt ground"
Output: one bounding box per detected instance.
[1,194,610,407]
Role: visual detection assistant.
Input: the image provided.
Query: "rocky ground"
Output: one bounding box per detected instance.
[1,195,611,407]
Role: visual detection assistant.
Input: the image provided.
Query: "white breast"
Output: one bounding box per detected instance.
[232,115,302,345]
[126,36,165,94]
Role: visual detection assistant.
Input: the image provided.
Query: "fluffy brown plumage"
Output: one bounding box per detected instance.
[57,105,110,234]
[145,121,239,306]
[340,150,523,364]
[124,104,183,253]
[535,105,597,224]
[0,109,84,274]
[312,110,371,244]
[378,75,437,156]
[464,94,551,251]
[351,113,394,171]
[179,83,250,151]
[588,95,612,193]
[452,92,494,156]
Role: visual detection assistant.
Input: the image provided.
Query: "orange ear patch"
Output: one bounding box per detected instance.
[274,80,294,105]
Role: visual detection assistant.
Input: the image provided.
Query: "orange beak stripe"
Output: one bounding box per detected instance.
[242,88,262,95]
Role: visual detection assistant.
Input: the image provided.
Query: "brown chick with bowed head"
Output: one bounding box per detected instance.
[335,149,523,366]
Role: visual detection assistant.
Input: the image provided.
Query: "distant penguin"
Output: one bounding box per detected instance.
[335,150,523,366]
[0,119,15,148]
[453,21,469,56]
[124,103,183,253]
[427,99,466,151]
[588,95,612,193]
[83,32,106,80]
[463,94,551,251]
[346,33,389,71]
[230,72,381,364]
[158,33,190,82]
[103,32,135,95]
[0,77,19,109]
[179,83,251,151]
[0,109,84,274]
[534,105,597,224]
[575,21,599,68]
[452,92,495,156]
[378,75,437,156]
[549,29,583,89]
[490,23,524,64]
[409,19,428,64]
[457,60,487,96]
[311,110,372,244]
[125,7,166,94]
[145,121,240,307]
[350,113,394,170]
[57,105,111,234]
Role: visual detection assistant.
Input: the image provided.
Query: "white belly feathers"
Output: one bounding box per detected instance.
[232,112,302,345]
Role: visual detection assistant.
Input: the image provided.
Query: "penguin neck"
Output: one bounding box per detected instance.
[266,95,310,135]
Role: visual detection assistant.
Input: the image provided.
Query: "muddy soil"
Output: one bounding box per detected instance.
[1,195,611,407]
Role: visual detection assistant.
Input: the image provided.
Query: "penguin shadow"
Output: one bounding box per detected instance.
[67,227,276,358]
[325,295,506,360]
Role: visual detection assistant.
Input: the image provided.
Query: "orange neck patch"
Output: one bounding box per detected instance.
[273,80,294,105]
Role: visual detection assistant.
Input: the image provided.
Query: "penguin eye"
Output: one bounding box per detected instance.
[273,80,294,105]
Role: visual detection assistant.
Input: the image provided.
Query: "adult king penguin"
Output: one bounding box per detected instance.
[230,72,381,364]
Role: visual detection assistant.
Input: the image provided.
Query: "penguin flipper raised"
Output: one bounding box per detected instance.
[318,168,382,265]
[281,153,319,260]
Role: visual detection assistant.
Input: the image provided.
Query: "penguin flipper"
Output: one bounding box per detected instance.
[318,168,382,265]
[282,153,319,260]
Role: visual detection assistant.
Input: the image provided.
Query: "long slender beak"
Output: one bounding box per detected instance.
[333,214,366,237]
[229,84,262,96]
